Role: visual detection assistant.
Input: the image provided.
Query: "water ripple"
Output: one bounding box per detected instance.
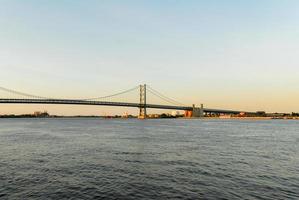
[0,118,299,199]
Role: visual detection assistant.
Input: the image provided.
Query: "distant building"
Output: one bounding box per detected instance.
[122,112,129,118]
[219,114,231,119]
[148,114,160,118]
[171,111,180,117]
[34,111,49,117]
[184,110,192,118]
[238,112,246,117]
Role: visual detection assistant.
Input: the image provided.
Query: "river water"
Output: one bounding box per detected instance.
[0,118,298,199]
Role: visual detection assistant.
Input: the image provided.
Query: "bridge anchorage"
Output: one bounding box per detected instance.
[0,84,253,118]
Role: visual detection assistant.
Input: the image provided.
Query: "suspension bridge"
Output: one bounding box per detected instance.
[0,84,252,118]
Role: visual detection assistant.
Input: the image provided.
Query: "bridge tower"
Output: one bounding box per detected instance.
[192,104,204,118]
[138,84,147,119]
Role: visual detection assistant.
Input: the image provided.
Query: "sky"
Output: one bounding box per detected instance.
[0,0,299,115]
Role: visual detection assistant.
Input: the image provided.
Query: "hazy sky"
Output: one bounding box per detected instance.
[1,0,299,115]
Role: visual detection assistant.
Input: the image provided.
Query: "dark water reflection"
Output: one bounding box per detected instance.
[0,118,299,199]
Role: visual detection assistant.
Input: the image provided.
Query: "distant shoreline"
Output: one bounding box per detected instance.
[1,116,298,120]
[0,115,124,119]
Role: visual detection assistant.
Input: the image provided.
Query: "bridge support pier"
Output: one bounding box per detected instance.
[192,104,204,118]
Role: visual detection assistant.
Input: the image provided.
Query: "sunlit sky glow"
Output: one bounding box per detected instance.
[1,0,299,115]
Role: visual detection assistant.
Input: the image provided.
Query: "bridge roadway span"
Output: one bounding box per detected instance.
[0,98,245,114]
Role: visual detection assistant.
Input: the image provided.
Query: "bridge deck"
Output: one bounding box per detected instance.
[0,98,249,114]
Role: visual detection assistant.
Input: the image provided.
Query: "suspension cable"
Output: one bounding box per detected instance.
[147,85,186,106]
[81,86,139,101]
[147,89,185,106]
[0,86,50,99]
[0,85,139,101]
[0,84,185,105]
